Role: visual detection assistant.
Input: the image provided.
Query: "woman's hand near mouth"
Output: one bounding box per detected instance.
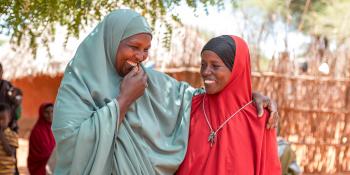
[117,66,147,124]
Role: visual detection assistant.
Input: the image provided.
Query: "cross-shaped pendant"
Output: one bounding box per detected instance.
[208,131,216,147]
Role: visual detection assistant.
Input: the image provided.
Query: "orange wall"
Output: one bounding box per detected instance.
[10,71,201,118]
[11,74,63,118]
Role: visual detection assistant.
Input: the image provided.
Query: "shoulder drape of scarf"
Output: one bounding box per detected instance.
[28,103,56,175]
[177,35,281,175]
[52,9,198,175]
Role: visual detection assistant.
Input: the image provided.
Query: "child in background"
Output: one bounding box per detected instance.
[0,103,18,175]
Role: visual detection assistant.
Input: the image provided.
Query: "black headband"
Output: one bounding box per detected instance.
[201,35,236,71]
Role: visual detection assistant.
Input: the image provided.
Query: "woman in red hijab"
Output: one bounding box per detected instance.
[177,35,281,175]
[27,103,55,175]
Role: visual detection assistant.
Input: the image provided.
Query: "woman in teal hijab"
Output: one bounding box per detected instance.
[53,9,278,175]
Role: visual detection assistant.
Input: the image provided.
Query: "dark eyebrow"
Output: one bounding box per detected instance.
[211,60,224,65]
[127,40,151,48]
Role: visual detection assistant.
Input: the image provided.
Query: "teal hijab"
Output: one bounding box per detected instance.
[53,9,199,175]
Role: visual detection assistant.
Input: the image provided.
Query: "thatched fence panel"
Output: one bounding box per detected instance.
[252,72,350,174]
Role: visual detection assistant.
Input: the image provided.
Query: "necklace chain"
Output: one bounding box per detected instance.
[202,95,253,146]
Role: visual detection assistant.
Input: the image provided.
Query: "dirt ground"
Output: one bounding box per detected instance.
[18,138,29,174]
[17,117,37,175]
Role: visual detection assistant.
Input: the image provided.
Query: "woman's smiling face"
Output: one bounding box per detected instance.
[200,50,232,94]
[115,33,152,76]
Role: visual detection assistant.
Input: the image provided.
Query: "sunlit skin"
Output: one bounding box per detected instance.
[115,33,152,76]
[43,106,54,123]
[200,50,232,94]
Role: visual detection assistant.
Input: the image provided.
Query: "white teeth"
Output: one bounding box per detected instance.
[127,60,137,67]
[204,80,215,84]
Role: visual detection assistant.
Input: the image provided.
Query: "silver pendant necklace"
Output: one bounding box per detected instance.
[202,95,253,147]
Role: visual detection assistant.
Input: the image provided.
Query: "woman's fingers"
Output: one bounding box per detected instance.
[125,66,139,78]
[254,98,264,117]
[267,101,279,129]
[253,95,279,129]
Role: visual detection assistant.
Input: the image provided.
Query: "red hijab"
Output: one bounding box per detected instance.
[28,103,56,175]
[177,36,281,175]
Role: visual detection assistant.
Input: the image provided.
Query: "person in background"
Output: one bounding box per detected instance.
[7,87,22,133]
[276,122,301,175]
[27,103,55,175]
[0,103,19,175]
[0,63,14,111]
[0,63,23,133]
[278,137,301,175]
